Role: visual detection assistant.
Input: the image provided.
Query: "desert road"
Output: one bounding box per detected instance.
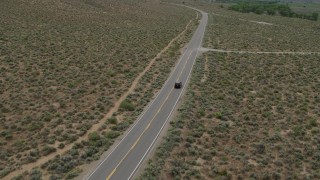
[86,6,208,180]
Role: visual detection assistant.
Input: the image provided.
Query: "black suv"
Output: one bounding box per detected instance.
[174,82,182,89]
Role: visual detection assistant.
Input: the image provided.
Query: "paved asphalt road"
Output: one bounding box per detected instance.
[86,6,208,180]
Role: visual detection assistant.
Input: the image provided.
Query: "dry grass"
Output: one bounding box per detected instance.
[0,0,196,178]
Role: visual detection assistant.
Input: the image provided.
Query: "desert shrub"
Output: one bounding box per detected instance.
[11,174,24,180]
[29,169,42,180]
[107,117,117,124]
[105,130,120,139]
[0,168,11,178]
[111,121,130,132]
[65,168,82,179]
[120,99,135,111]
[58,143,65,149]
[88,132,100,141]
[41,145,56,156]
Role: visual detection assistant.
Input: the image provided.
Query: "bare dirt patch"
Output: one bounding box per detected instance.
[249,20,273,25]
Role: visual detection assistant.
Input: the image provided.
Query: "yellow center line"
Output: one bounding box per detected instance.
[177,50,192,81]
[106,88,173,180]
[106,50,192,180]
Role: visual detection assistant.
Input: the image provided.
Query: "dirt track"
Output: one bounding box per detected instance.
[200,47,320,55]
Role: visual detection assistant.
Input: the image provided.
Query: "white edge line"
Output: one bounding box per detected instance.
[105,51,193,180]
[128,10,207,180]
[86,33,192,180]
[128,50,199,180]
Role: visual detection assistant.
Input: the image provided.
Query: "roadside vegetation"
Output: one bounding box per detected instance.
[229,1,318,21]
[141,52,320,179]
[0,0,197,178]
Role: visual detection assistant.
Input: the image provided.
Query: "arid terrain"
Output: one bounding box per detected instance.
[204,11,320,52]
[142,52,320,179]
[141,1,320,179]
[2,0,320,179]
[0,0,198,178]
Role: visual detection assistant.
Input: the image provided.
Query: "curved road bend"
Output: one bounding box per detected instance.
[86,7,208,180]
